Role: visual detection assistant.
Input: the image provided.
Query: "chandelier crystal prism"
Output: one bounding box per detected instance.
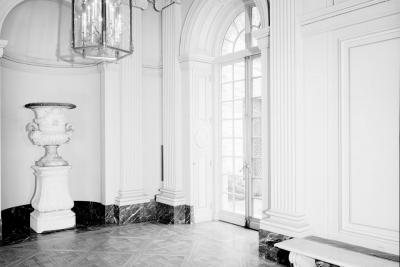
[72,0,133,61]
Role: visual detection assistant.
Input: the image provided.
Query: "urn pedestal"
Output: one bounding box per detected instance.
[25,102,76,233]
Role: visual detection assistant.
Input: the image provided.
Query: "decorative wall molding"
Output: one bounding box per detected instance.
[302,0,389,26]
[324,14,400,254]
[301,0,400,36]
[1,57,99,75]
[338,29,400,244]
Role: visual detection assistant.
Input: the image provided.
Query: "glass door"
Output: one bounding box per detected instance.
[220,59,246,226]
[219,55,262,228]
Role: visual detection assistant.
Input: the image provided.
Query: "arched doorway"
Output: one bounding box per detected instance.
[179,0,269,228]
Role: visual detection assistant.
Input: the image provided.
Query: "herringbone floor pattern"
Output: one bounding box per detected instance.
[0,222,283,267]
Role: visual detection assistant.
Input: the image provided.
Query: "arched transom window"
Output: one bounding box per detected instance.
[221,6,261,55]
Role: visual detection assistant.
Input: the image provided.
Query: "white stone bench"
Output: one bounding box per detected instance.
[275,238,399,267]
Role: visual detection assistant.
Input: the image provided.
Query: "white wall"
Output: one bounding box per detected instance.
[142,8,162,198]
[0,0,102,211]
[1,62,101,210]
[302,0,400,254]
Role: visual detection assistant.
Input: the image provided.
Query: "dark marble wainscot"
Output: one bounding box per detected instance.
[259,229,291,266]
[113,200,157,225]
[156,202,193,224]
[72,201,109,226]
[1,204,34,245]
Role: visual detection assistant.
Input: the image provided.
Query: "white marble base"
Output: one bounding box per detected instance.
[30,166,75,233]
[30,210,75,233]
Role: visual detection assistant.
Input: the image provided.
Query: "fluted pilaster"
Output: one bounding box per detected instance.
[156,0,185,206]
[0,40,7,225]
[261,0,310,237]
[116,4,148,206]
[100,62,120,205]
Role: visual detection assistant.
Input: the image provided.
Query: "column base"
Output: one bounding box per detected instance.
[156,202,193,224]
[115,190,149,206]
[262,211,311,237]
[156,189,185,206]
[114,200,157,225]
[259,213,310,265]
[30,210,75,233]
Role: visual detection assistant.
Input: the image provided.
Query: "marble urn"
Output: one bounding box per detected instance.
[25,102,76,233]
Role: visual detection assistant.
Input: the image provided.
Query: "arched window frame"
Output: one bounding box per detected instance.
[215,3,261,64]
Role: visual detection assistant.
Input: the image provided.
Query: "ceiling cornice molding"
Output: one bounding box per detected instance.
[132,0,149,10]
[154,0,181,11]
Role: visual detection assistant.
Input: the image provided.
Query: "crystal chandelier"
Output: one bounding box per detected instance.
[72,0,132,61]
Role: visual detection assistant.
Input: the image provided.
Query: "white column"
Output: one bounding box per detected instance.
[155,0,186,206]
[115,0,149,206]
[0,40,7,223]
[260,0,310,237]
[99,62,120,205]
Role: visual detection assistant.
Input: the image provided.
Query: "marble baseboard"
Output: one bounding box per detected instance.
[259,229,291,266]
[156,202,193,224]
[113,200,157,225]
[72,201,105,226]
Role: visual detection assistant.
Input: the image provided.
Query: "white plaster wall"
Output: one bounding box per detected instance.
[142,8,162,198]
[1,63,101,210]
[302,0,400,254]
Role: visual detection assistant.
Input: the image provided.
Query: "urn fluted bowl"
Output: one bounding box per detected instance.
[25,102,76,167]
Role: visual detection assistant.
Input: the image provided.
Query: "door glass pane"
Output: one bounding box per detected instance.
[252,198,262,219]
[252,117,261,137]
[252,57,262,77]
[253,98,261,117]
[234,139,243,157]
[222,139,233,156]
[252,158,262,178]
[222,65,233,82]
[234,158,244,175]
[252,138,262,157]
[222,102,233,119]
[234,100,244,118]
[222,193,234,212]
[253,77,262,97]
[222,157,233,174]
[234,120,243,138]
[234,81,245,99]
[252,179,262,198]
[235,195,245,215]
[222,83,233,101]
[222,120,233,137]
[234,61,245,81]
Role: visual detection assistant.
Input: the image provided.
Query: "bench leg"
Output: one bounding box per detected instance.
[289,252,316,267]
